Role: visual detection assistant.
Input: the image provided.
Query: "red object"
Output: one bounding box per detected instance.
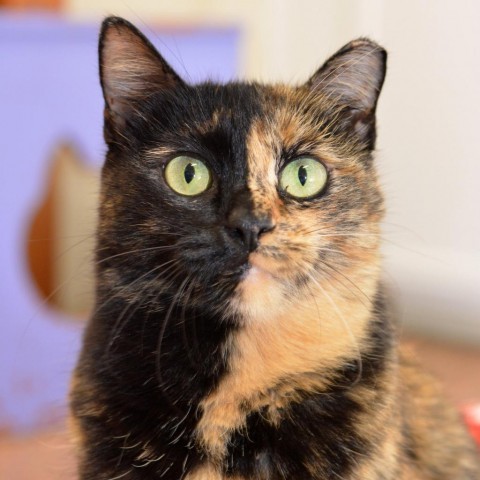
[463,404,480,447]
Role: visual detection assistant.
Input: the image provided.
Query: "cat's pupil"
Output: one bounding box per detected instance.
[184,163,195,183]
[298,165,307,186]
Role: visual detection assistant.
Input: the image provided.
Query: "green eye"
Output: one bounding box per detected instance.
[279,157,328,199]
[164,156,211,196]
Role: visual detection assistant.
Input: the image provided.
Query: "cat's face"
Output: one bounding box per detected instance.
[98,18,386,324]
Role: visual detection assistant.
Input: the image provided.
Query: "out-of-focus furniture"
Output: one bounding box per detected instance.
[0,13,238,433]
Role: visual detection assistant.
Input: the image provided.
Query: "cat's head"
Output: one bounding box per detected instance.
[97,17,386,324]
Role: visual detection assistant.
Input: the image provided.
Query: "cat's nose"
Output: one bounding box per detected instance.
[226,205,275,252]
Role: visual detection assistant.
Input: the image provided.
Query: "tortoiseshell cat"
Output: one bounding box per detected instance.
[70,17,480,480]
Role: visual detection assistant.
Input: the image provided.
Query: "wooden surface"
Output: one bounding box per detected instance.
[1,335,479,479]
[0,429,75,480]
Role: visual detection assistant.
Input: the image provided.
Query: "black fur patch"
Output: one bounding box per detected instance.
[225,393,369,479]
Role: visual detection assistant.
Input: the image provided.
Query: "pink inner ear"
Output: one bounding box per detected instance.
[101,22,183,118]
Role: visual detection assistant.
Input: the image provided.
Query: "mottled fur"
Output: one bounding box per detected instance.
[70,17,480,480]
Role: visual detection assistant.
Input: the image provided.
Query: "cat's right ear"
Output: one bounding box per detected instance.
[306,39,386,150]
[99,17,184,132]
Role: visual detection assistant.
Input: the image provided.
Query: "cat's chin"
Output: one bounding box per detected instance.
[228,254,288,322]
[241,265,274,285]
[239,253,279,284]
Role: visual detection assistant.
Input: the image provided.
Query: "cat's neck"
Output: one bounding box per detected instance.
[83,274,394,478]
[195,266,389,460]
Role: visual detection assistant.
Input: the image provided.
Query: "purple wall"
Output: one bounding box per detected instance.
[0,13,239,433]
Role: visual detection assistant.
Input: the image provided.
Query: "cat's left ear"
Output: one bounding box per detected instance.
[99,16,184,131]
[307,39,387,149]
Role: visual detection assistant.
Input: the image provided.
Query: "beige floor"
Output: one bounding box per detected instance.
[1,335,479,480]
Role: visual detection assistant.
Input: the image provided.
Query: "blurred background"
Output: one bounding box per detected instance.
[1,0,479,478]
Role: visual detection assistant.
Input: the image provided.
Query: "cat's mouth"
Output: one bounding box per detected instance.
[241,252,278,283]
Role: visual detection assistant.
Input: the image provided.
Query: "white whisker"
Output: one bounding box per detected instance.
[308,273,363,386]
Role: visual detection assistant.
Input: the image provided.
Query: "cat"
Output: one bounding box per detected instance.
[70,16,480,480]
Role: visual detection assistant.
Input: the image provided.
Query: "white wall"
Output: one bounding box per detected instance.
[65,0,480,343]
[372,1,480,343]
